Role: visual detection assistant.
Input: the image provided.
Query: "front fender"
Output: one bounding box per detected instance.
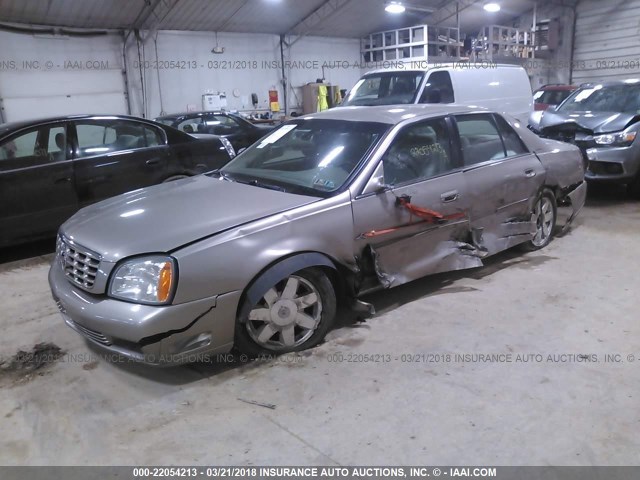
[244,252,337,306]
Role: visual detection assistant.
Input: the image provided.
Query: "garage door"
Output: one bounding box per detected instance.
[572,0,640,84]
[0,69,127,123]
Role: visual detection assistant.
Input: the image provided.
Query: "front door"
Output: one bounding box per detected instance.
[0,122,77,246]
[351,116,481,289]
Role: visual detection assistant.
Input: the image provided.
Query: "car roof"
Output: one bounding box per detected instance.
[302,104,489,124]
[364,63,524,75]
[156,111,232,120]
[578,79,640,88]
[536,84,578,91]
[0,114,161,137]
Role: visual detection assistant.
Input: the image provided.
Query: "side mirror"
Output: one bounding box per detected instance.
[371,175,391,193]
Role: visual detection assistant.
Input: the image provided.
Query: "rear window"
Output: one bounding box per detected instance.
[533,89,575,106]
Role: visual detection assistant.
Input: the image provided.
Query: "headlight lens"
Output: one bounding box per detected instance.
[109,256,176,305]
[593,131,637,146]
[220,137,236,158]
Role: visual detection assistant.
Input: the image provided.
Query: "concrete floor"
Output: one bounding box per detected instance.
[1,186,639,466]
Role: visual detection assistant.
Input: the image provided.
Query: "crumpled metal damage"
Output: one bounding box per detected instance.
[368,222,486,288]
[557,181,587,234]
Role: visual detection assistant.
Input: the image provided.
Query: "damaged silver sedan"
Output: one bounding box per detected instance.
[49,105,586,364]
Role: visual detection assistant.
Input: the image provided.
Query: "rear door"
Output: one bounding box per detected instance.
[70,119,170,207]
[0,122,77,245]
[453,113,544,254]
[352,116,481,288]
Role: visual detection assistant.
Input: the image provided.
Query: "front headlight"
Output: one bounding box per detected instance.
[219,136,236,158]
[109,256,176,305]
[593,131,637,146]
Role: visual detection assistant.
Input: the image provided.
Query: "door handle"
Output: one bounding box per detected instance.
[441,190,459,203]
[146,159,161,166]
[524,169,537,178]
[54,177,71,184]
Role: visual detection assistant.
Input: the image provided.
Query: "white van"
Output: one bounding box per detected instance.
[341,63,533,123]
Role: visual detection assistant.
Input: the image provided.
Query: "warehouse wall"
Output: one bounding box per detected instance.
[572,0,640,83]
[0,27,362,122]
[0,30,127,122]
[510,3,576,89]
[126,30,361,118]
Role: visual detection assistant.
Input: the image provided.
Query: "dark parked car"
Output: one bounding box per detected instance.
[155,111,274,151]
[50,105,586,365]
[0,114,235,247]
[534,80,640,197]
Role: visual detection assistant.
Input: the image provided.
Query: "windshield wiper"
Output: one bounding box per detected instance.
[245,179,287,192]
[228,176,287,192]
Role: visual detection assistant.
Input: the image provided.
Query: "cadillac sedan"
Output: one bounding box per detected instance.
[49,105,587,365]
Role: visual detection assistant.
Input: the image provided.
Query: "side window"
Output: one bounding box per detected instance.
[0,125,67,170]
[75,120,149,158]
[47,126,69,162]
[201,114,240,134]
[420,71,455,104]
[142,125,163,147]
[1,130,39,161]
[493,114,528,156]
[455,114,506,166]
[177,117,202,134]
[382,118,453,186]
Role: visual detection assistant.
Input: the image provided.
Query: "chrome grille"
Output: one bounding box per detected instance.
[57,236,101,290]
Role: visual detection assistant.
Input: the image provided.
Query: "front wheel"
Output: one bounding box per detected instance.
[521,189,557,251]
[235,268,336,356]
[628,173,640,199]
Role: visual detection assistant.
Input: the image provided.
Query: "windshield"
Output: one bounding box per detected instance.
[219,119,389,195]
[342,72,425,106]
[558,84,640,113]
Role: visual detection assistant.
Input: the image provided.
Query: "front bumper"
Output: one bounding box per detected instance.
[49,261,241,365]
[584,144,640,183]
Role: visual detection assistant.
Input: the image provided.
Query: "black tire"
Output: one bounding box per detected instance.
[521,188,557,252]
[628,174,640,199]
[235,267,337,357]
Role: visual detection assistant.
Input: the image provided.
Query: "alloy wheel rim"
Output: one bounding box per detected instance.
[246,275,323,350]
[532,197,554,247]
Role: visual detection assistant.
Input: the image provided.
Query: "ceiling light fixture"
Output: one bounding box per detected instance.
[483,2,501,12]
[385,2,406,14]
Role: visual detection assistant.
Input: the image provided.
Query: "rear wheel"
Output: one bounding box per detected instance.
[521,189,557,251]
[235,268,336,356]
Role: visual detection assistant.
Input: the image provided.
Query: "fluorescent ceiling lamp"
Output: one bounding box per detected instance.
[483,2,501,12]
[385,2,406,14]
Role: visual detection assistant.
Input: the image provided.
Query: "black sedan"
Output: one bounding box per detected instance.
[156,111,274,152]
[0,114,235,247]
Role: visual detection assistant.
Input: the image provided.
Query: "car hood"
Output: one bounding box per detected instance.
[61,175,320,262]
[540,110,639,133]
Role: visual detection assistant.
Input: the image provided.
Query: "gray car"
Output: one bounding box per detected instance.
[49,105,586,365]
[533,80,640,197]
